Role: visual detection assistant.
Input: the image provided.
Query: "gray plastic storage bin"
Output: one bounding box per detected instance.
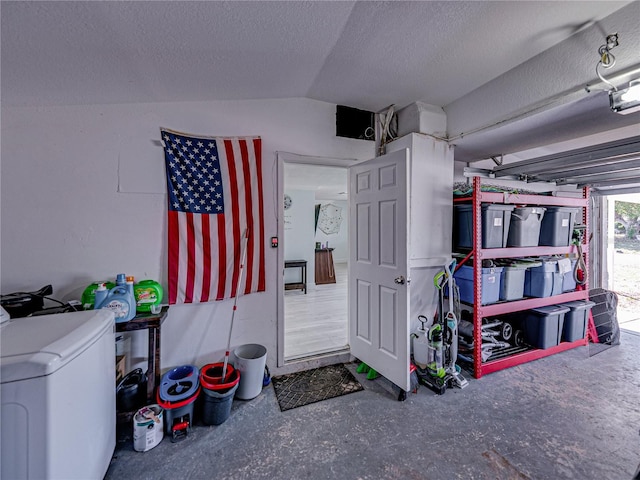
[560,300,595,342]
[507,207,546,247]
[524,259,563,298]
[539,207,579,246]
[500,266,527,301]
[453,204,514,249]
[524,305,569,349]
[561,258,578,292]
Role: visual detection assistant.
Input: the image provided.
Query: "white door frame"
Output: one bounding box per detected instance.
[276,151,358,367]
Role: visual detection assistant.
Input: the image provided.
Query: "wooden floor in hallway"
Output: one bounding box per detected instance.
[284,262,348,360]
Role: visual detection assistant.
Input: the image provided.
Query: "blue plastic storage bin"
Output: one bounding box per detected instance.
[559,300,595,342]
[561,258,578,292]
[524,305,570,349]
[454,265,503,305]
[524,259,563,298]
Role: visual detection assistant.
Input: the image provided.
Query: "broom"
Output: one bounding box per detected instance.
[220,228,249,382]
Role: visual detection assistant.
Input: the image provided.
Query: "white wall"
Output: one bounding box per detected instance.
[315,200,348,263]
[1,97,373,373]
[283,189,316,285]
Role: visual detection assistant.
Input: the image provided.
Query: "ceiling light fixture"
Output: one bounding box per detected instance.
[596,33,640,115]
[610,79,640,115]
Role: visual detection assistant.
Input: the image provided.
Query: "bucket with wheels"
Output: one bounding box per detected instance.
[157,365,200,441]
[233,344,267,400]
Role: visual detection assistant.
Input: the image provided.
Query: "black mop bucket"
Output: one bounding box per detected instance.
[200,363,241,425]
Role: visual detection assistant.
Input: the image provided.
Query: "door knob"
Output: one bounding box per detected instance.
[394,275,405,285]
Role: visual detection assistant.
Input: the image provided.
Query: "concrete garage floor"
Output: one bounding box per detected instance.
[106,332,640,480]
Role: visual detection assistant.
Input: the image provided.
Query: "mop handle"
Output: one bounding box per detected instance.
[222,228,250,379]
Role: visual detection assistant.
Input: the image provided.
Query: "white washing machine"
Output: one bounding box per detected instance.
[1,309,116,480]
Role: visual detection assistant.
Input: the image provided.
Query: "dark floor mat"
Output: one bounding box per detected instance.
[271,363,364,412]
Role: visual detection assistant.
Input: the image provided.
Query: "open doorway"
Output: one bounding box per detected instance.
[276,153,357,365]
[606,193,640,334]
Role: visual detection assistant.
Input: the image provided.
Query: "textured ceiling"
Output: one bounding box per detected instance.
[1,1,631,110]
[1,1,638,168]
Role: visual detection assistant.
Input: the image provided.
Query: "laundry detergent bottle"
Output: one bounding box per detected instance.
[133,280,163,313]
[94,273,136,323]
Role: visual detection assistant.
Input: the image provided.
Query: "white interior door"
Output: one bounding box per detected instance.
[349,148,410,391]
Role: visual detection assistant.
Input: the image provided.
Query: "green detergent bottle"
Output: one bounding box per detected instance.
[81,281,116,310]
[133,280,163,313]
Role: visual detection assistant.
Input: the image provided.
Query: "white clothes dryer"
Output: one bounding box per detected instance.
[1,309,116,480]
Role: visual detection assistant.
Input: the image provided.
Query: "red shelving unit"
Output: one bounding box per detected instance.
[456,176,590,378]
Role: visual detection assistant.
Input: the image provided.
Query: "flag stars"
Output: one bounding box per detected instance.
[163,133,225,214]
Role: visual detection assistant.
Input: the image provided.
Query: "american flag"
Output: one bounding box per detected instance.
[160,128,265,304]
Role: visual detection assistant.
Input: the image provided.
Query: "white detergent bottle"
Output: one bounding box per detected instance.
[94,274,136,323]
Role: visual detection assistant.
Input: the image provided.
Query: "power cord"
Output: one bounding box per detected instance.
[596,33,619,91]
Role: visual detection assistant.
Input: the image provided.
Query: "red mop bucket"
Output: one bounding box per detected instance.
[200,362,238,390]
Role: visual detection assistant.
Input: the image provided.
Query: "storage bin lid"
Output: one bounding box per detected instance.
[482,204,515,211]
[0,309,115,383]
[528,258,559,272]
[454,204,472,211]
[530,305,570,315]
[545,206,580,213]
[456,204,515,212]
[559,300,596,311]
[512,206,546,213]
[454,265,503,281]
